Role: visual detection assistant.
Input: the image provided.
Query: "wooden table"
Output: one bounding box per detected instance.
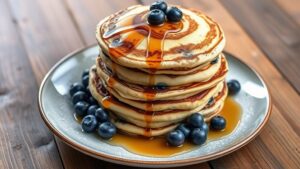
[1,0,299,168]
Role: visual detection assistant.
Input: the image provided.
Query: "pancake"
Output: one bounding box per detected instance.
[105,82,224,111]
[89,68,227,137]
[89,68,227,125]
[99,49,219,76]
[99,52,223,86]
[96,5,225,69]
[110,104,224,137]
[90,4,228,137]
[96,55,228,101]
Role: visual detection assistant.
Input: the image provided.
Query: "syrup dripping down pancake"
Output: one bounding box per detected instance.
[96,55,228,101]
[99,52,223,86]
[89,68,227,129]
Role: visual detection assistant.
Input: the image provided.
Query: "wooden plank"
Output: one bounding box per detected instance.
[5,0,87,168]
[0,0,64,168]
[274,0,300,25]
[7,0,84,82]
[64,0,139,45]
[149,0,300,168]
[220,0,300,93]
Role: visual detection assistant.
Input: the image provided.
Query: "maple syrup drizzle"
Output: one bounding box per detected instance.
[103,11,183,71]
[73,97,241,157]
[103,13,183,133]
[107,77,116,87]
[101,96,112,109]
[148,74,155,86]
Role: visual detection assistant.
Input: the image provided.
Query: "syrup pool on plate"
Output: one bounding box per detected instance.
[74,97,242,157]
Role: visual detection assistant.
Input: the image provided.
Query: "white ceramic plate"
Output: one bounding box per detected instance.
[38,45,271,168]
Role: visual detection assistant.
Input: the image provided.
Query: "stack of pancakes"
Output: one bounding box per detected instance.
[89,5,228,137]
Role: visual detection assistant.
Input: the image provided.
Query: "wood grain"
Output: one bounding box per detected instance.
[64,0,139,45]
[163,0,300,168]
[4,0,88,168]
[274,0,300,25]
[1,0,299,168]
[220,0,300,93]
[0,0,63,168]
[6,0,84,82]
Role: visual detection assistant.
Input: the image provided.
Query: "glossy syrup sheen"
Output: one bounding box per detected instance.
[104,12,183,69]
[107,97,242,157]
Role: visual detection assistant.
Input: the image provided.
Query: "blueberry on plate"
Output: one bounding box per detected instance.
[69,83,85,96]
[187,113,204,128]
[191,128,207,145]
[176,123,191,137]
[72,91,88,104]
[74,101,89,116]
[210,116,226,130]
[227,79,241,95]
[148,9,165,25]
[87,105,99,116]
[81,115,98,133]
[166,130,185,147]
[85,86,91,94]
[166,7,183,22]
[201,122,209,134]
[88,96,98,105]
[150,1,168,13]
[82,69,89,78]
[98,122,116,139]
[82,75,89,88]
[95,108,109,122]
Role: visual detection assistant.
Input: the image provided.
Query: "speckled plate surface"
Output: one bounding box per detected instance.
[38,45,271,168]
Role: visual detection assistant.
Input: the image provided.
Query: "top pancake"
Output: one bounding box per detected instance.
[96,5,225,69]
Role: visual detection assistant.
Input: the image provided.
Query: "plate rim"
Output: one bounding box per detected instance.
[38,45,272,167]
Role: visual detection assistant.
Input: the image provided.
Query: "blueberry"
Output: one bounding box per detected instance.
[72,91,88,104]
[95,108,109,122]
[81,115,98,133]
[150,1,168,13]
[191,128,207,145]
[210,116,226,130]
[88,96,98,105]
[74,101,89,116]
[207,97,214,106]
[227,79,241,95]
[166,130,185,147]
[201,122,209,134]
[148,9,165,25]
[176,124,191,137]
[166,7,182,22]
[69,83,85,96]
[82,69,89,78]
[187,113,204,128]
[86,88,92,96]
[154,82,168,90]
[87,105,99,115]
[211,57,219,64]
[98,122,116,139]
[82,75,89,88]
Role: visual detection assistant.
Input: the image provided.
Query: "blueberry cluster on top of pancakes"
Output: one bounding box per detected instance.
[89,3,228,138]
